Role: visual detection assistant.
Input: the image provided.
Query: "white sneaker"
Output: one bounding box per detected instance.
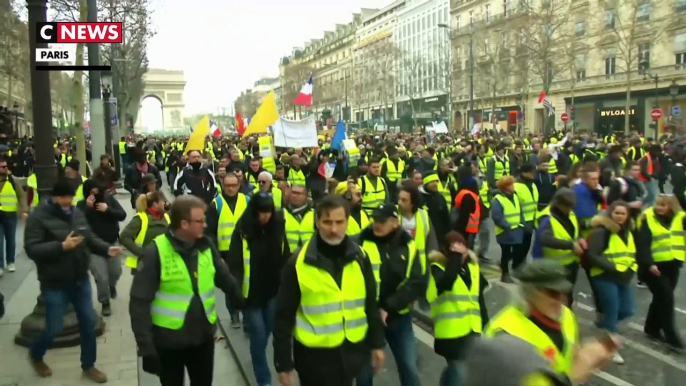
[637,281,647,289]
[7,263,15,272]
[0,268,4,276]
[612,352,625,365]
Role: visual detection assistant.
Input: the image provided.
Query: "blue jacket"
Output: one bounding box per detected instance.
[491,191,525,245]
[571,182,600,232]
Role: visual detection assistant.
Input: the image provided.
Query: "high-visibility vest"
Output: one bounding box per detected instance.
[361,238,417,313]
[347,211,370,236]
[455,190,481,233]
[360,175,386,215]
[118,142,127,154]
[215,194,248,251]
[477,156,487,173]
[535,205,551,228]
[485,305,577,375]
[74,176,87,205]
[125,212,170,268]
[637,155,653,182]
[438,176,456,209]
[398,208,429,274]
[493,157,510,180]
[479,180,490,209]
[0,178,18,212]
[427,260,481,339]
[150,234,217,329]
[287,168,306,187]
[541,212,580,265]
[548,158,558,174]
[493,194,522,235]
[284,209,315,252]
[639,208,686,263]
[590,230,638,277]
[59,153,70,167]
[27,174,39,207]
[294,240,368,348]
[384,159,405,182]
[513,182,539,222]
[241,236,285,297]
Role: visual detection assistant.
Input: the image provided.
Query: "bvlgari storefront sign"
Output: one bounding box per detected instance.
[600,108,636,117]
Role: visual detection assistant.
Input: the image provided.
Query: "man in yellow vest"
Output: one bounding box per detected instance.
[486,144,510,190]
[284,184,315,252]
[335,181,370,238]
[64,160,87,205]
[397,181,437,276]
[257,171,284,209]
[359,157,389,216]
[130,195,243,384]
[514,164,539,258]
[380,148,405,203]
[356,204,424,386]
[206,173,248,328]
[0,157,28,275]
[286,155,308,187]
[273,195,385,386]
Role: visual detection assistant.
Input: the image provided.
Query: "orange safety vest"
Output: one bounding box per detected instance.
[637,155,653,182]
[455,190,481,234]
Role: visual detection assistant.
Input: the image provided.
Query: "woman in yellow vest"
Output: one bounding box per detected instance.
[636,194,685,351]
[427,231,488,386]
[584,201,636,365]
[119,191,169,274]
[491,176,525,283]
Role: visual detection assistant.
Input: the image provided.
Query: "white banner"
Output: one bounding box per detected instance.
[273,116,318,148]
[432,121,449,134]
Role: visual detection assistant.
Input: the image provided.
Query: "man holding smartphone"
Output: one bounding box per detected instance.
[24,178,122,383]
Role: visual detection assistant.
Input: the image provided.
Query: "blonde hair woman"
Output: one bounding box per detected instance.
[119,191,169,273]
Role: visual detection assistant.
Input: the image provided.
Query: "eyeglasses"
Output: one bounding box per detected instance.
[259,180,269,185]
[223,183,239,188]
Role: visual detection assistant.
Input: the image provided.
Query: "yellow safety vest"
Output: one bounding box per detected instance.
[438,176,455,209]
[361,238,417,313]
[639,208,686,263]
[215,194,248,251]
[27,174,39,207]
[347,211,370,236]
[73,176,87,205]
[118,142,127,154]
[513,182,539,222]
[294,240,368,348]
[287,168,306,187]
[360,175,386,215]
[541,212,580,266]
[485,305,577,375]
[0,178,18,212]
[427,260,481,339]
[398,208,429,274]
[284,209,315,252]
[241,236,285,297]
[535,205,551,228]
[493,157,510,181]
[384,159,405,182]
[151,234,217,329]
[479,180,491,209]
[493,194,522,235]
[590,231,638,277]
[125,212,171,268]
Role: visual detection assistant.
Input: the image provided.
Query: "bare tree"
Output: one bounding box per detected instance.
[279,56,312,119]
[367,39,398,122]
[594,0,671,134]
[472,29,513,131]
[396,49,426,129]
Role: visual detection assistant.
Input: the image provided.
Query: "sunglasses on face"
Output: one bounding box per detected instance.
[259,180,269,185]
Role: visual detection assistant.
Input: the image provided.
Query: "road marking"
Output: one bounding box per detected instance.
[675,308,686,316]
[574,302,646,332]
[595,371,636,386]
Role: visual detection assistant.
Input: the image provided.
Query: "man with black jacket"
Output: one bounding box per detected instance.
[125,148,162,197]
[671,149,686,210]
[129,195,243,386]
[25,179,122,382]
[273,195,385,386]
[173,150,218,204]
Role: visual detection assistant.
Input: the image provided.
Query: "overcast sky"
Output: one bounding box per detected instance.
[145,0,391,116]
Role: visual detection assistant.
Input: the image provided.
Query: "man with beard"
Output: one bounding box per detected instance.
[173,150,218,204]
[420,171,451,246]
[64,160,88,205]
[125,148,162,198]
[335,180,369,238]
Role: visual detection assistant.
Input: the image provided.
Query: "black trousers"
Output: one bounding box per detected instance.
[157,339,215,386]
[644,262,681,343]
[500,244,526,274]
[563,263,580,308]
[298,371,353,386]
[513,232,533,269]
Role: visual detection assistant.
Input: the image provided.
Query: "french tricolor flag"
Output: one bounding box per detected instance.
[293,75,313,107]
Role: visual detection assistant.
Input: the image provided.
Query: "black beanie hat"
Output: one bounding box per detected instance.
[51,178,77,197]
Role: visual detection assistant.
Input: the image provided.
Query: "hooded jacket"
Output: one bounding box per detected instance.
[429,249,489,360]
[585,214,635,285]
[76,180,127,244]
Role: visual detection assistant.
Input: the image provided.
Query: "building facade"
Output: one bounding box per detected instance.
[449,0,686,136]
[394,0,452,124]
[234,76,280,119]
[352,1,405,125]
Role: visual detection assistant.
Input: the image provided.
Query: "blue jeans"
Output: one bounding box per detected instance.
[0,214,17,267]
[225,298,239,319]
[357,313,420,386]
[440,359,466,386]
[30,278,97,369]
[642,179,657,207]
[242,298,276,386]
[592,278,635,333]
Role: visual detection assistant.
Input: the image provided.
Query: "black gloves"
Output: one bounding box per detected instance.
[141,354,161,375]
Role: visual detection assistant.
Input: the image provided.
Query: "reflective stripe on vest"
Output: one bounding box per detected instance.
[384,159,405,182]
[216,194,248,251]
[455,190,481,233]
[493,158,510,180]
[437,177,455,210]
[361,238,417,313]
[548,158,558,174]
[427,261,481,339]
[493,194,522,235]
[360,175,386,215]
[541,213,580,265]
[125,212,170,268]
[287,169,306,187]
[590,231,638,277]
[484,305,577,375]
[242,236,284,297]
[284,209,316,252]
[73,176,87,205]
[294,240,368,348]
[513,182,539,222]
[641,208,686,262]
[346,211,370,236]
[151,235,217,329]
[0,179,18,212]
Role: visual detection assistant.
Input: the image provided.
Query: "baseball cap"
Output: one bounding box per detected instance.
[373,204,398,222]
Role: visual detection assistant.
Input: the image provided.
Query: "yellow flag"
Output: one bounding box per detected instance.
[185,115,210,154]
[242,91,279,137]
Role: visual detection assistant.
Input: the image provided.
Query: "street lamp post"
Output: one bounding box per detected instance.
[101,70,114,159]
[438,23,452,132]
[12,102,19,137]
